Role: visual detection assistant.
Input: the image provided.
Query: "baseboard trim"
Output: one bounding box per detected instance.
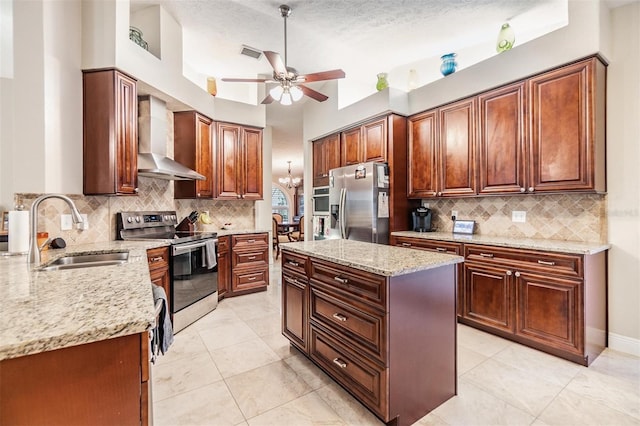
[608,332,640,357]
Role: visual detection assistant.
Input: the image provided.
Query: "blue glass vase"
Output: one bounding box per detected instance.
[440,53,457,76]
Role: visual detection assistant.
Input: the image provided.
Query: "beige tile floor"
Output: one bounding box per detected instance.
[152,259,640,426]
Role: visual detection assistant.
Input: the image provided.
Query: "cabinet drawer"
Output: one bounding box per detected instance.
[232,267,268,292]
[311,288,387,364]
[310,326,388,420]
[464,244,582,278]
[232,249,268,268]
[146,247,169,270]
[392,237,462,255]
[217,236,229,253]
[310,259,386,310]
[232,233,269,248]
[282,251,308,275]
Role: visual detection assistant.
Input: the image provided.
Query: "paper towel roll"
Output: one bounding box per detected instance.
[8,211,30,254]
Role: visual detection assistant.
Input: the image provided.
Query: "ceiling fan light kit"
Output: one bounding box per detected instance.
[221,4,345,106]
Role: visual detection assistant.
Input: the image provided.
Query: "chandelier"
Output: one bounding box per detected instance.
[278,161,301,188]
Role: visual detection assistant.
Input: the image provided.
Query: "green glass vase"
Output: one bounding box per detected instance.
[496,23,515,53]
[376,73,389,91]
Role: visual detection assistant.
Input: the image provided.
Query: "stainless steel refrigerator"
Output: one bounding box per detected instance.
[327,162,390,244]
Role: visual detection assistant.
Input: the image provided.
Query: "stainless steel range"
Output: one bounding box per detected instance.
[117,211,218,332]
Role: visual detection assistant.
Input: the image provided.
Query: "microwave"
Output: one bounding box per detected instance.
[311,186,330,215]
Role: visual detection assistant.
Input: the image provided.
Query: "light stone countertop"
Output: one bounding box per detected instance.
[0,240,169,361]
[390,231,610,255]
[280,239,463,277]
[215,228,270,237]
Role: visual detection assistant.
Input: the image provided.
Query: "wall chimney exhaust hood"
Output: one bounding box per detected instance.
[137,96,205,181]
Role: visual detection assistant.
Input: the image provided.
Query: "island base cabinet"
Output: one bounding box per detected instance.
[0,333,149,426]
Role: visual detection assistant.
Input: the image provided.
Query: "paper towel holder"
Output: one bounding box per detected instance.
[1,211,8,232]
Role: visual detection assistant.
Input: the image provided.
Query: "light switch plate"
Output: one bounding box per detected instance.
[512,211,527,223]
[61,214,73,230]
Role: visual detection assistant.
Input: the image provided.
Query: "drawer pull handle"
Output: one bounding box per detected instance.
[284,276,298,285]
[436,247,447,252]
[248,256,257,260]
[537,260,556,266]
[247,239,256,243]
[150,257,164,262]
[288,261,300,267]
[480,253,494,258]
[401,242,412,247]
[332,313,348,322]
[334,276,348,284]
[332,358,347,369]
[248,276,257,281]
[515,271,521,277]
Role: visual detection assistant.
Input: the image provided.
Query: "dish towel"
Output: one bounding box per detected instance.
[203,239,217,269]
[152,284,174,359]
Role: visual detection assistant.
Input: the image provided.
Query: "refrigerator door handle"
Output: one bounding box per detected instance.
[339,188,347,239]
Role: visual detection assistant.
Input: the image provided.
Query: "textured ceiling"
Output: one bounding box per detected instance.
[130,0,564,181]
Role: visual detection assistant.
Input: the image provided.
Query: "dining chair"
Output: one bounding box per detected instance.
[272,217,294,259]
[290,215,304,241]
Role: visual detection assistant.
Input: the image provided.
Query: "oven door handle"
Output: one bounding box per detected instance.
[172,239,217,256]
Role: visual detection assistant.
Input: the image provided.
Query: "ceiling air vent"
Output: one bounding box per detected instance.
[240,45,262,60]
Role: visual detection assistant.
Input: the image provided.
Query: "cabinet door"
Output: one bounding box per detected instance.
[241,127,263,200]
[216,123,242,199]
[282,271,308,351]
[115,72,139,195]
[174,112,213,198]
[362,118,387,163]
[341,127,362,166]
[478,82,526,194]
[217,249,230,300]
[463,263,514,333]
[515,272,583,355]
[313,140,326,186]
[439,98,477,197]
[408,110,438,198]
[195,114,213,198]
[325,134,341,173]
[528,59,595,192]
[313,135,340,187]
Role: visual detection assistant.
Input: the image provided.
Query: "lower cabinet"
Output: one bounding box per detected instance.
[228,232,269,296]
[280,249,457,426]
[0,333,150,425]
[461,244,605,366]
[147,247,170,321]
[217,236,230,300]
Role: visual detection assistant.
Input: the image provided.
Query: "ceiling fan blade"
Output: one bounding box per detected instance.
[299,84,328,102]
[221,77,272,83]
[297,69,346,83]
[263,51,287,76]
[261,94,275,104]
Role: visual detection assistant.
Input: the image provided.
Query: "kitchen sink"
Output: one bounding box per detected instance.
[39,252,129,271]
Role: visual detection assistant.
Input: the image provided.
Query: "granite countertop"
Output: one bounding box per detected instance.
[216,228,270,237]
[0,240,169,361]
[281,239,463,277]
[390,231,610,255]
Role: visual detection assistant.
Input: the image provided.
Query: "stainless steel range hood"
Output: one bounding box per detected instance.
[137,96,205,181]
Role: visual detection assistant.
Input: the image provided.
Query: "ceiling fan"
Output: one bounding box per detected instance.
[221,4,345,105]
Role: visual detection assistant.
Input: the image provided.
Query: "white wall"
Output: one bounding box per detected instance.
[606,1,640,355]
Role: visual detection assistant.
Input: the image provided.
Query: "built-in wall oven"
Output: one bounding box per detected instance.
[117,211,218,333]
[312,186,330,215]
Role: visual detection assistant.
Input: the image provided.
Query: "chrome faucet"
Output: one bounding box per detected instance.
[28,194,83,265]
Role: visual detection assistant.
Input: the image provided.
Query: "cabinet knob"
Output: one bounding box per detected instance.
[520,187,526,193]
[237,194,242,199]
[528,187,534,193]
[437,192,442,197]
[506,270,512,276]
[197,193,201,197]
[134,187,139,193]
[515,271,521,277]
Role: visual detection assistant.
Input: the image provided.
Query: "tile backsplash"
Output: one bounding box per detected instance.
[423,193,607,243]
[15,177,255,246]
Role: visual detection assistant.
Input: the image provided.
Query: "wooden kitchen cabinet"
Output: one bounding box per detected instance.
[217,236,230,300]
[390,236,464,318]
[281,249,456,426]
[528,57,606,193]
[477,82,527,195]
[228,232,269,296]
[82,69,138,195]
[340,117,388,166]
[147,246,170,319]
[461,243,606,365]
[174,111,214,198]
[215,122,263,200]
[408,98,476,198]
[0,333,150,425]
[341,127,362,166]
[312,134,340,187]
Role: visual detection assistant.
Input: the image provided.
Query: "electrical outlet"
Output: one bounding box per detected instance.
[61,214,73,230]
[421,200,430,208]
[512,211,527,223]
[451,210,458,221]
[79,214,89,230]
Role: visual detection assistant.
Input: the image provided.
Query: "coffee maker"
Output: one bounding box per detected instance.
[412,207,432,232]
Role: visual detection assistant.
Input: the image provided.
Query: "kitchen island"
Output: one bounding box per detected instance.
[280,239,463,426]
[0,240,168,425]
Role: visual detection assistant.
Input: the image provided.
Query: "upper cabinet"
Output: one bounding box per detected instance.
[408,98,476,198]
[408,55,606,199]
[340,117,388,166]
[174,111,214,199]
[83,69,138,195]
[215,122,263,200]
[312,134,340,187]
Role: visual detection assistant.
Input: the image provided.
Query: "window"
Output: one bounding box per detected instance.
[272,187,290,222]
